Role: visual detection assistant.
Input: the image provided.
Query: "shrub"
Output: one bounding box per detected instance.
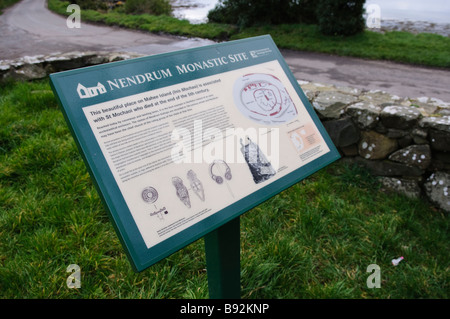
[208,0,366,36]
[67,0,107,11]
[207,0,318,28]
[315,0,366,36]
[124,0,172,16]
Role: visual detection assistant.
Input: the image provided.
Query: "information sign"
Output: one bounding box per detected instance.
[50,35,340,272]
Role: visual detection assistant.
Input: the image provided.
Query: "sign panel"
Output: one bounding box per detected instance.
[50,35,340,272]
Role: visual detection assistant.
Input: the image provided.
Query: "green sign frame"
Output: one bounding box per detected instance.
[50,35,340,272]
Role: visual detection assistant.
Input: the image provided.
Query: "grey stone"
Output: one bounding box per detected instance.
[297,80,317,101]
[360,90,409,106]
[312,91,358,119]
[358,131,398,160]
[411,128,428,144]
[48,55,91,71]
[379,177,422,199]
[429,129,450,152]
[85,55,110,65]
[413,136,428,144]
[10,63,47,80]
[412,96,450,111]
[388,144,431,170]
[398,135,413,148]
[420,116,450,133]
[428,97,450,109]
[409,96,439,115]
[350,157,424,177]
[322,117,360,147]
[434,152,450,165]
[380,105,422,129]
[437,109,450,116]
[340,144,359,156]
[0,63,11,78]
[303,90,316,102]
[386,128,409,139]
[301,82,336,93]
[424,172,450,213]
[346,101,381,129]
[431,152,450,172]
[0,51,144,83]
[336,85,362,96]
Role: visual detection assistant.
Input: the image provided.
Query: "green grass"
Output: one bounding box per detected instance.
[0,79,449,298]
[231,24,450,68]
[0,0,20,14]
[48,0,236,41]
[47,0,450,68]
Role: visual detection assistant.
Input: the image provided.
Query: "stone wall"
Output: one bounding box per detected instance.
[301,81,450,213]
[0,51,143,82]
[1,52,449,213]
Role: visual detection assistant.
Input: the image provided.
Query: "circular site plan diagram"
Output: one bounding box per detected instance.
[233,73,298,125]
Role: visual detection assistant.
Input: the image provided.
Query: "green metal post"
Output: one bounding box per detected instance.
[204,217,241,299]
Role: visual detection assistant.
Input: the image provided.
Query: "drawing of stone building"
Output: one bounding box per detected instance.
[77,82,106,99]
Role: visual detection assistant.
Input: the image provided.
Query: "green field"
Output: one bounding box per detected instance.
[0,79,448,298]
[47,0,450,68]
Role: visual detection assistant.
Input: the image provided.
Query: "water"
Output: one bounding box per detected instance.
[171,0,218,24]
[171,0,450,36]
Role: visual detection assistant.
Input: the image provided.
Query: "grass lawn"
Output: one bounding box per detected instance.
[47,0,450,68]
[0,79,448,298]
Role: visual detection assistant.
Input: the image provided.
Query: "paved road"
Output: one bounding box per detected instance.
[0,0,215,58]
[1,0,449,101]
[282,50,450,101]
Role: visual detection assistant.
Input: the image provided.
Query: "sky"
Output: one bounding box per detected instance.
[365,0,450,23]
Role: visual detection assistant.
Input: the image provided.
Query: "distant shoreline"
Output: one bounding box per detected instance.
[374,19,450,37]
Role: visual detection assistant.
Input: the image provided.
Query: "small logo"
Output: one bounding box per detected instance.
[366,264,381,288]
[366,4,381,29]
[67,4,81,29]
[66,264,81,289]
[77,82,107,99]
[249,48,272,58]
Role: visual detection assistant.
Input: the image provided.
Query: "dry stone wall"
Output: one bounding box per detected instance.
[1,52,449,213]
[301,80,450,213]
[0,51,143,82]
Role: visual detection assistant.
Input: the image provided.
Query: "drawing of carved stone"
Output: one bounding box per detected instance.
[172,176,191,208]
[240,137,276,184]
[187,170,205,201]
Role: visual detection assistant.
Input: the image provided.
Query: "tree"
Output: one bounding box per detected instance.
[208,0,367,36]
[208,0,318,28]
[315,0,366,36]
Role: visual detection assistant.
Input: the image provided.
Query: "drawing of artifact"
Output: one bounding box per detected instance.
[240,137,276,184]
[209,159,232,185]
[150,207,169,220]
[142,186,158,204]
[233,73,298,125]
[187,169,205,201]
[172,176,191,208]
[290,131,304,151]
[141,186,167,220]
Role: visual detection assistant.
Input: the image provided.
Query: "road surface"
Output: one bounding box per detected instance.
[1,0,449,101]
